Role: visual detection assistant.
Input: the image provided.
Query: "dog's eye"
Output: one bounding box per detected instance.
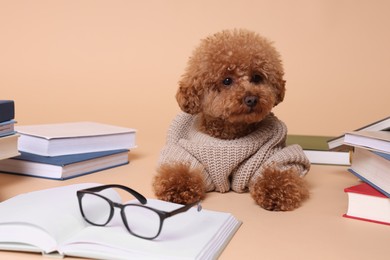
[222,77,233,86]
[251,74,263,84]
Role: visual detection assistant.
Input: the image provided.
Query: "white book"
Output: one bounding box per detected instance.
[344,131,390,154]
[303,150,350,166]
[0,183,241,260]
[16,122,137,156]
[327,116,390,151]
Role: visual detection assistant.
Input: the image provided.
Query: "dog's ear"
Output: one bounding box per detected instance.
[176,75,203,114]
[274,79,286,106]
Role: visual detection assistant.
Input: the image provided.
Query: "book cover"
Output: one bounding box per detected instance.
[16,121,137,156]
[0,149,129,180]
[344,131,390,154]
[0,134,20,160]
[343,182,390,226]
[0,100,15,123]
[286,135,350,165]
[327,116,390,151]
[0,183,242,259]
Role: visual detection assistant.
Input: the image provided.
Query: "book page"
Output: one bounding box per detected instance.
[59,199,240,259]
[0,183,117,253]
[0,185,241,259]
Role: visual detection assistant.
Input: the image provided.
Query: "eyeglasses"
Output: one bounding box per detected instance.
[76,184,202,240]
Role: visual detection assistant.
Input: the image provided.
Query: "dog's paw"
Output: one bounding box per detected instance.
[153,163,206,205]
[250,167,309,211]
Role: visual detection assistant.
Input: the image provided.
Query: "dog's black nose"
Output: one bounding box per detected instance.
[244,96,258,107]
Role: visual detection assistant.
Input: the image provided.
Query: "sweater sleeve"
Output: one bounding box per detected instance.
[255,144,310,179]
[157,113,215,191]
[157,112,200,166]
[230,117,310,192]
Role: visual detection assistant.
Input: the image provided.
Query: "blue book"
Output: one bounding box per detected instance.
[348,169,390,198]
[0,149,129,180]
[349,147,390,197]
[0,120,17,137]
[0,100,15,123]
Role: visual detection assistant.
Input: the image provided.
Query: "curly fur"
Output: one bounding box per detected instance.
[176,29,285,139]
[153,29,309,211]
[153,163,206,204]
[249,167,309,211]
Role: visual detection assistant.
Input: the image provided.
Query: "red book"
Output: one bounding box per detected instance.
[343,182,390,226]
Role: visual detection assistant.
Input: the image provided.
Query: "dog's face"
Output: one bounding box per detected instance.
[176,29,285,124]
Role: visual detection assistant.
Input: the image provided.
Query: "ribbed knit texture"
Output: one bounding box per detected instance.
[158,112,310,193]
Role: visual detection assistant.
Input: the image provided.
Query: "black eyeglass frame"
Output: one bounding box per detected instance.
[76,184,201,240]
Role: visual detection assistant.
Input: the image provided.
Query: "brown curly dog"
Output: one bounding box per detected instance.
[153,29,310,211]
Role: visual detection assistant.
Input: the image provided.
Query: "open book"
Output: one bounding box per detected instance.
[0,183,241,260]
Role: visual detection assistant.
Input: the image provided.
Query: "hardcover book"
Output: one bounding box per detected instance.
[327,116,390,151]
[344,131,390,154]
[0,183,241,259]
[0,149,129,180]
[348,147,390,197]
[286,135,350,165]
[16,121,137,156]
[343,182,390,226]
[0,100,15,123]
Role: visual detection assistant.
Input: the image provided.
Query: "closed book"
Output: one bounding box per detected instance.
[0,100,15,123]
[286,135,350,165]
[348,147,390,197]
[0,120,17,137]
[0,183,241,259]
[16,121,137,156]
[0,134,20,160]
[328,116,390,151]
[0,149,129,180]
[344,130,390,154]
[343,182,390,226]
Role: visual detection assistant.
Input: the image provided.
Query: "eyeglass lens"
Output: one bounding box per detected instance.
[123,205,161,238]
[80,193,112,225]
[80,193,162,238]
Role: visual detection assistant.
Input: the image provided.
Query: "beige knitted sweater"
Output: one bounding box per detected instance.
[158,112,310,193]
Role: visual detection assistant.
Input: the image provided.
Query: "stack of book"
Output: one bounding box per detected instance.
[342,128,390,225]
[0,121,136,180]
[0,100,20,161]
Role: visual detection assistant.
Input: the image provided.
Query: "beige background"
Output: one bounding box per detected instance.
[1,1,390,260]
[1,0,389,141]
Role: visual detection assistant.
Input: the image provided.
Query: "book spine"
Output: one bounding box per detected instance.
[0,100,15,123]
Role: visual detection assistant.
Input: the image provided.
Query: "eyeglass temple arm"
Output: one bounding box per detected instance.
[81,184,147,204]
[167,201,202,217]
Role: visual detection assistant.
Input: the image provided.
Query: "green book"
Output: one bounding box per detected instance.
[287,135,334,151]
